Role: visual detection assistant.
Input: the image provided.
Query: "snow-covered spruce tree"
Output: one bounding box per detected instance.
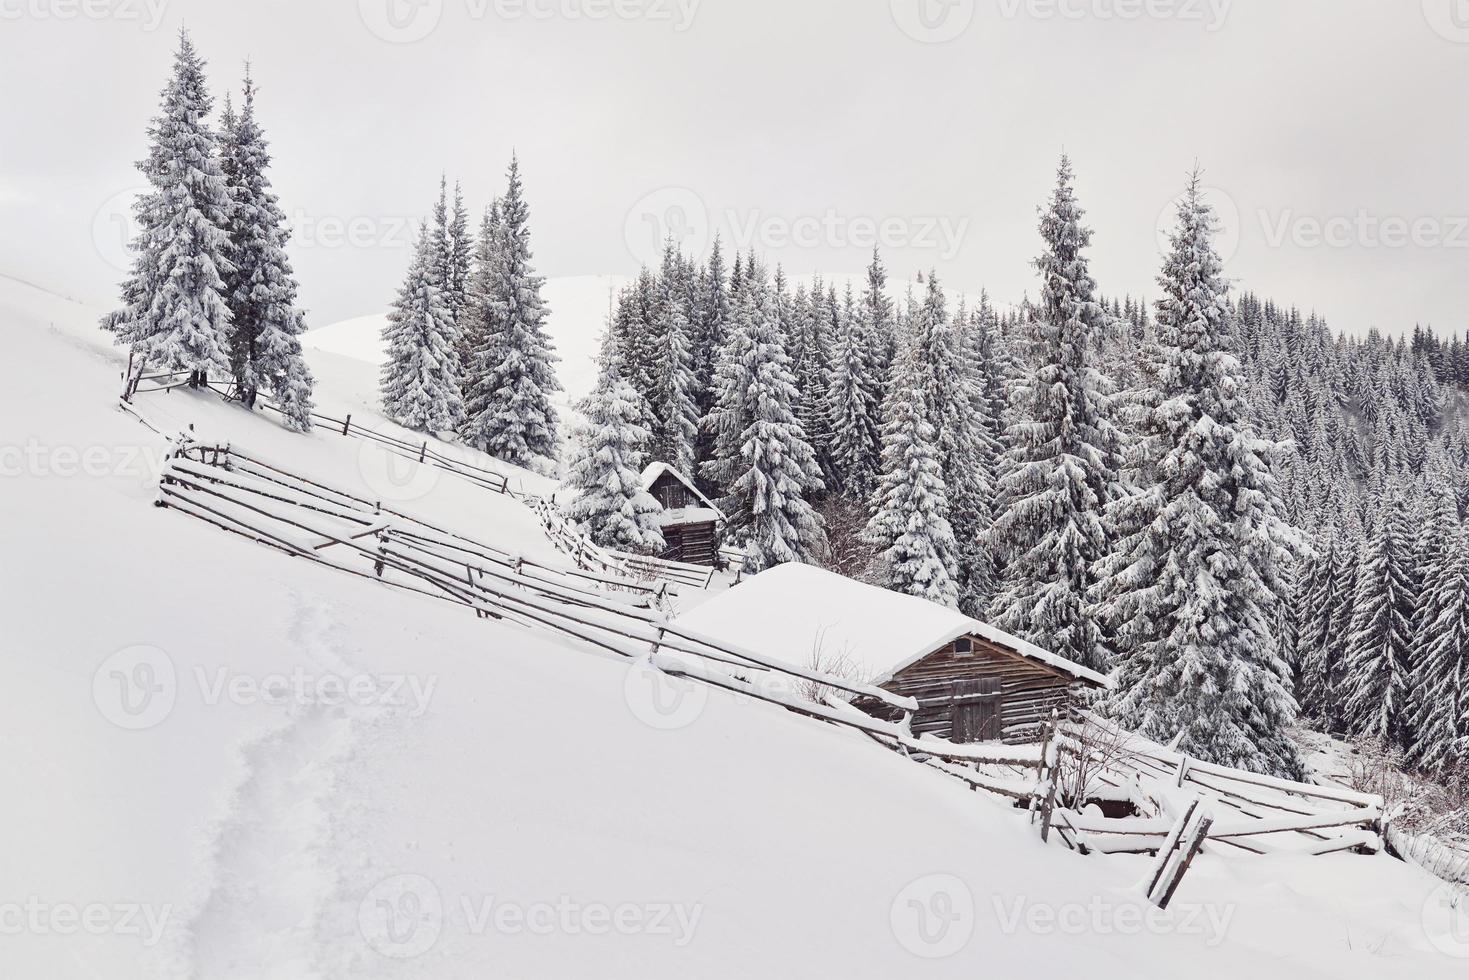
[789,279,837,494]
[913,275,993,618]
[459,200,501,378]
[462,156,561,470]
[958,299,1005,613]
[987,155,1120,675]
[443,181,473,337]
[611,267,661,411]
[865,321,959,607]
[1098,172,1302,777]
[861,247,898,393]
[103,30,234,388]
[1296,532,1343,720]
[564,336,665,554]
[1344,487,1418,747]
[701,268,760,537]
[828,280,884,503]
[651,242,700,473]
[218,68,314,429]
[738,298,828,571]
[1408,512,1469,772]
[691,237,732,485]
[379,224,464,433]
[704,260,826,569]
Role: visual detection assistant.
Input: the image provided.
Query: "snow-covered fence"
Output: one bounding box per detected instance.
[153,441,918,718]
[122,368,519,497]
[1048,716,1384,857]
[527,496,719,591]
[123,374,724,592]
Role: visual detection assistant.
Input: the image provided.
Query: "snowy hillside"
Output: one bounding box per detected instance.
[4,273,1469,979]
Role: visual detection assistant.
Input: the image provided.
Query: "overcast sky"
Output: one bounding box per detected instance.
[3,0,1467,336]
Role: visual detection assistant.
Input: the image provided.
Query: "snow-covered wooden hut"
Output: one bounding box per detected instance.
[674,563,1109,744]
[641,463,722,568]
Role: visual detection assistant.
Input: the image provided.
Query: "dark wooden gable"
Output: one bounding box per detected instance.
[649,469,701,512]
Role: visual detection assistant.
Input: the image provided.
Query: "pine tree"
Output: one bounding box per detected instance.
[861,248,897,395]
[103,30,234,388]
[462,156,561,470]
[704,260,826,569]
[702,267,760,535]
[828,281,883,503]
[1344,488,1418,746]
[988,156,1119,675]
[865,323,959,607]
[564,336,666,554]
[460,200,501,377]
[651,243,700,473]
[1409,515,1469,772]
[912,275,994,617]
[446,180,473,344]
[1098,171,1302,777]
[789,278,837,494]
[218,67,314,429]
[380,225,463,433]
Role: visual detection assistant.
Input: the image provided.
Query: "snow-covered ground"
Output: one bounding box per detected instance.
[4,272,1469,978]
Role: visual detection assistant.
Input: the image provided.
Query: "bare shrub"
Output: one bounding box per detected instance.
[815,497,880,583]
[793,625,867,706]
[1055,716,1143,811]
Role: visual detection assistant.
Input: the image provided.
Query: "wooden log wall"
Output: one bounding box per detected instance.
[860,637,1086,744]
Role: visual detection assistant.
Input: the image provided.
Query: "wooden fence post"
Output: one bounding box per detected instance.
[419,442,428,463]
[342,413,352,436]
[1156,813,1214,910]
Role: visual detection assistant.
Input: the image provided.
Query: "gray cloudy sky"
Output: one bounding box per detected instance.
[2,0,1467,335]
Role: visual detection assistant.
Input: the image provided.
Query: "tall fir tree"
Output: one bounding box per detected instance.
[651,242,700,473]
[564,335,666,554]
[103,30,234,388]
[988,155,1120,674]
[861,248,898,394]
[1098,172,1302,777]
[913,275,992,617]
[217,67,314,429]
[445,180,473,345]
[380,224,464,433]
[704,260,826,569]
[462,156,562,470]
[828,280,884,503]
[865,321,960,607]
[1408,508,1469,772]
[1344,487,1418,747]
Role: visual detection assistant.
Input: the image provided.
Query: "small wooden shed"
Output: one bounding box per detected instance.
[641,463,722,568]
[673,563,1109,744]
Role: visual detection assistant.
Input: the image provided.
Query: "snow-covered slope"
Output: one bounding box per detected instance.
[4,273,1468,978]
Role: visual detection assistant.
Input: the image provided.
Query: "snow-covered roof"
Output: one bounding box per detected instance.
[673,563,1110,689]
[656,507,720,528]
[640,462,723,519]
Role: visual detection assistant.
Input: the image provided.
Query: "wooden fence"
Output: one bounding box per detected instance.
[126,394,1394,905]
[124,369,721,591]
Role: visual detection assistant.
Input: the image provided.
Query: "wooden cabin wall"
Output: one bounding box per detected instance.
[861,637,1082,744]
[661,521,718,567]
